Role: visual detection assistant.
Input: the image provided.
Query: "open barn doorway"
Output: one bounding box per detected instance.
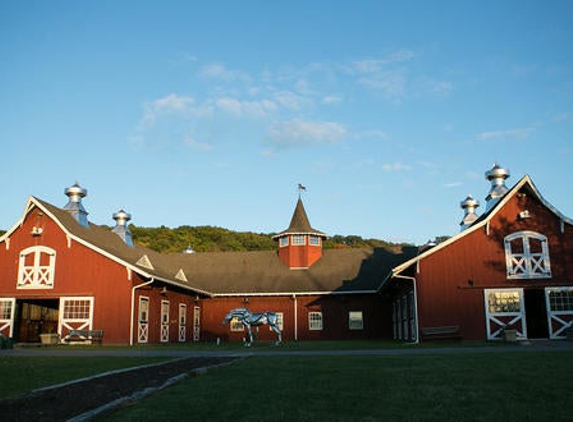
[14,299,59,342]
[524,289,549,339]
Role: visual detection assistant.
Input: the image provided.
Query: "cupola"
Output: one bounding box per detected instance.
[459,194,479,231]
[485,163,510,211]
[272,197,327,269]
[63,182,89,228]
[111,208,133,246]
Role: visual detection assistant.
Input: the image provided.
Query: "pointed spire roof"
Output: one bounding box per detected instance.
[273,198,327,239]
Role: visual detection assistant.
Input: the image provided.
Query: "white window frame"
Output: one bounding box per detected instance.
[17,246,56,289]
[504,231,551,279]
[308,311,323,331]
[292,235,306,245]
[348,311,364,330]
[59,296,94,340]
[0,298,16,337]
[309,235,320,246]
[484,288,527,340]
[230,317,244,332]
[279,236,289,247]
[546,287,573,339]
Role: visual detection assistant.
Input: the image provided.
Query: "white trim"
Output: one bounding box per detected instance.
[504,231,551,279]
[59,296,94,341]
[545,287,573,339]
[160,300,170,342]
[178,303,187,342]
[391,175,573,279]
[0,298,16,337]
[137,295,150,344]
[213,289,376,298]
[17,245,57,289]
[0,197,211,297]
[484,288,527,340]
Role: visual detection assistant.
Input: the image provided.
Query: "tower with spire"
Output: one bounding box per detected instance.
[272,193,327,269]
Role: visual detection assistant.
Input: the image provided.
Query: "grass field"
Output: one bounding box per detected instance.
[101,351,573,422]
[0,356,170,399]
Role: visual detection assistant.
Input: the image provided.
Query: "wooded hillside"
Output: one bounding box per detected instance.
[128,225,410,253]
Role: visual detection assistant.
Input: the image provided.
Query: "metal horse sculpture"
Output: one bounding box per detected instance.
[222,308,282,347]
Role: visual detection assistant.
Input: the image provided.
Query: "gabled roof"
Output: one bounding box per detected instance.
[272,198,327,238]
[0,196,211,296]
[391,175,573,277]
[0,196,415,296]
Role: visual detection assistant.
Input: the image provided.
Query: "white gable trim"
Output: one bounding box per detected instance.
[391,175,573,277]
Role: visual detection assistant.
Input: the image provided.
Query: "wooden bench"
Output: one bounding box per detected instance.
[63,329,104,345]
[420,325,461,341]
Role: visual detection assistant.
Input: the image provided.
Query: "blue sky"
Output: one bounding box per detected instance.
[1,1,572,245]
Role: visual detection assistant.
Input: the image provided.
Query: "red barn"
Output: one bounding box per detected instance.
[0,184,413,345]
[1,164,571,345]
[382,165,573,342]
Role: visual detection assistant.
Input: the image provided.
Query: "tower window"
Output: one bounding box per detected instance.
[292,235,306,245]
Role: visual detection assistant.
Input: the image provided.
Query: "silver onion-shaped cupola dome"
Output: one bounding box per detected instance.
[112,208,133,246]
[460,194,480,230]
[63,182,89,228]
[485,163,510,211]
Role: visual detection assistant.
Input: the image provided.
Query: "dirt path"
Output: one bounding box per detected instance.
[0,357,238,421]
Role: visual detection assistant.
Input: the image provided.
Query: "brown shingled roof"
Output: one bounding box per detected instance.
[273,198,326,238]
[28,197,416,296]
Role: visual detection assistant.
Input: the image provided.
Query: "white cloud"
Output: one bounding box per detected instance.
[153,93,195,112]
[443,182,462,188]
[476,127,535,141]
[183,136,213,151]
[322,94,343,105]
[215,97,276,118]
[354,130,387,141]
[382,162,412,172]
[200,63,251,83]
[268,119,347,148]
[553,112,573,122]
[273,90,313,111]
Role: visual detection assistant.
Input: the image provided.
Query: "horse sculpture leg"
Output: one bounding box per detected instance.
[269,324,282,345]
[244,323,253,347]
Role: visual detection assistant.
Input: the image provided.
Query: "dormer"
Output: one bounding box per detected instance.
[272,198,327,269]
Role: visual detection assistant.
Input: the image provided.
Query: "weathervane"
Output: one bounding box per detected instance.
[298,183,307,198]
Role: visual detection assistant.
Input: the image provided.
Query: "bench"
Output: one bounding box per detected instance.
[420,325,461,341]
[63,329,104,345]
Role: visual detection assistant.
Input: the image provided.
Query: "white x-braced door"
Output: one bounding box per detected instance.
[484,289,527,340]
[59,297,94,338]
[178,304,187,342]
[138,296,149,343]
[160,300,170,343]
[0,298,16,337]
[546,287,573,339]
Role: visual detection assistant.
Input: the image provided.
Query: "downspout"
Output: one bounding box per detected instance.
[292,294,298,341]
[393,274,419,344]
[130,277,154,346]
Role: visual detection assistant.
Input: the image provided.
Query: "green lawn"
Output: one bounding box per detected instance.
[0,356,170,399]
[102,351,573,422]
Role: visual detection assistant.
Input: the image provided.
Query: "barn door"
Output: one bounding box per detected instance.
[160,300,170,343]
[0,298,16,337]
[545,287,573,339]
[484,289,527,340]
[192,306,201,342]
[178,304,187,342]
[138,296,149,343]
[59,297,94,338]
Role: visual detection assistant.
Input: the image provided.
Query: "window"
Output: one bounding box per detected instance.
[279,236,289,247]
[349,311,363,330]
[309,235,320,246]
[308,311,323,330]
[487,290,521,313]
[17,246,56,289]
[292,235,306,245]
[504,231,551,279]
[139,297,149,323]
[547,288,573,312]
[63,299,92,320]
[230,317,244,331]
